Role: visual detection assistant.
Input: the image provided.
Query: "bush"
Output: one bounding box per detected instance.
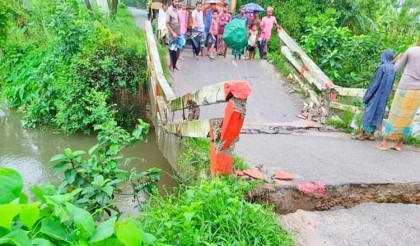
[236,0,418,88]
[0,0,148,133]
[140,177,292,245]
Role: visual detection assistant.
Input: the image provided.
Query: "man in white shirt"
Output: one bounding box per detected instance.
[191,1,205,56]
[157,3,168,45]
[192,1,205,32]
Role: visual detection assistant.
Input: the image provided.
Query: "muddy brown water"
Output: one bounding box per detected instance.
[0,106,178,213]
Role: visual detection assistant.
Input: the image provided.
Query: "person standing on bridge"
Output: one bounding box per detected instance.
[378,44,420,151]
[157,3,168,45]
[204,3,218,56]
[208,10,220,60]
[353,50,396,141]
[232,5,248,60]
[217,3,231,58]
[259,6,279,59]
[178,2,189,60]
[166,0,183,71]
[192,1,205,57]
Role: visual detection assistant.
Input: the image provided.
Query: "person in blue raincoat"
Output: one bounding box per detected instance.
[353,50,396,141]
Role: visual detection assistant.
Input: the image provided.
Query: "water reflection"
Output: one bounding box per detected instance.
[0,106,177,206]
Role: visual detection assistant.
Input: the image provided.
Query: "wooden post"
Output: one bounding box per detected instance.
[210,81,251,175]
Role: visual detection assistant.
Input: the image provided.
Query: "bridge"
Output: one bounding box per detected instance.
[129,8,420,246]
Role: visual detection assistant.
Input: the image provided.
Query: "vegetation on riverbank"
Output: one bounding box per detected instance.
[0,119,160,245]
[0,0,148,133]
[140,177,292,245]
[177,137,250,183]
[1,126,292,245]
[238,0,419,88]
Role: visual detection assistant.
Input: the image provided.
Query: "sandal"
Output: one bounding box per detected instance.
[351,135,366,141]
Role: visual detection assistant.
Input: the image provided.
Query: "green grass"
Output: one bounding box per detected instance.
[405,134,420,147]
[177,137,250,182]
[139,177,293,245]
[267,51,293,77]
[327,110,361,134]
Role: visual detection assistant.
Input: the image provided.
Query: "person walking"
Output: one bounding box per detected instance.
[232,5,248,60]
[191,1,205,57]
[378,44,420,151]
[353,50,396,141]
[259,6,279,59]
[178,2,189,60]
[166,0,182,71]
[217,3,231,58]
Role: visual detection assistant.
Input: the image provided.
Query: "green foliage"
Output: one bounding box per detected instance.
[301,10,384,87]
[50,119,160,217]
[0,168,24,204]
[237,0,418,88]
[405,134,420,147]
[0,167,155,246]
[0,0,148,133]
[177,138,250,182]
[140,177,292,245]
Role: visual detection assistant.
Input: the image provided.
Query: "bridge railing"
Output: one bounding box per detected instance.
[144,20,251,175]
[276,27,420,133]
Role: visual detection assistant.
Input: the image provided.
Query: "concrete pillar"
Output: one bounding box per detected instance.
[209,81,251,175]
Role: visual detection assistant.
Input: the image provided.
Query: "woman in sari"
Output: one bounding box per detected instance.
[378,43,420,151]
[217,3,231,58]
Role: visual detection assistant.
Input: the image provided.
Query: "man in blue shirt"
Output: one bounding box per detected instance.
[204,3,218,53]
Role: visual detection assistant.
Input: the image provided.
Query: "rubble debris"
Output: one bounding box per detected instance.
[273,171,294,181]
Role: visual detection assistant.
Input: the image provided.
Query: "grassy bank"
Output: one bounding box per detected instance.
[0,0,148,133]
[140,177,293,245]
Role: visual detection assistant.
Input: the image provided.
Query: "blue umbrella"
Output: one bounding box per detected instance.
[244,3,265,13]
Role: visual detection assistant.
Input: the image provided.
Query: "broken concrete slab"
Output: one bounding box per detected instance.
[243,168,265,180]
[273,171,294,181]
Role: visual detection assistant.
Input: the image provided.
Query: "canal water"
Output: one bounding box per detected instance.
[0,105,177,212]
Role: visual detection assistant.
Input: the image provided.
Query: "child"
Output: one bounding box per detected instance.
[246,24,259,60]
[259,6,279,59]
[209,10,219,60]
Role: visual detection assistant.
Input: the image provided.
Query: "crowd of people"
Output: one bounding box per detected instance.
[156,0,280,70]
[155,1,420,152]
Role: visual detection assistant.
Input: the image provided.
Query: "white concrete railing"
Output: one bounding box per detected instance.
[276,27,420,134]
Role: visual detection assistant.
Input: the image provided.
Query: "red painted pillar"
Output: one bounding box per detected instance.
[210,81,251,175]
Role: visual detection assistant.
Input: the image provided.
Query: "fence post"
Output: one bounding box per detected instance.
[209,81,251,175]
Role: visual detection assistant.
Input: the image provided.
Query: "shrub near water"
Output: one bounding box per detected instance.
[0,0,148,133]
[140,178,292,245]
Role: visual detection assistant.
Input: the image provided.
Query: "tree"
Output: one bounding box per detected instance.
[111,0,119,15]
[85,0,93,11]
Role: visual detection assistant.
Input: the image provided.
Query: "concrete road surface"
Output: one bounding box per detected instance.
[280,203,420,246]
[130,8,420,246]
